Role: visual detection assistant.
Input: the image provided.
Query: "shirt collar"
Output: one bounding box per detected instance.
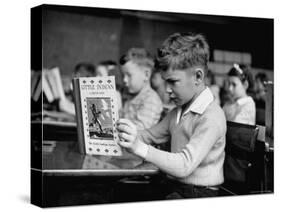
[236,96,252,105]
[176,87,214,122]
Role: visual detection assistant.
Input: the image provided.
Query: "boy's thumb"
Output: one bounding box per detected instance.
[118,141,130,148]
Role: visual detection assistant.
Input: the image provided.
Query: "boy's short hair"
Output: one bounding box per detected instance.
[119,48,154,70]
[156,32,210,74]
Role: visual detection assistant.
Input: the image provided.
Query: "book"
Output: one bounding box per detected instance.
[42,70,55,103]
[72,76,122,156]
[31,71,43,102]
[44,67,75,115]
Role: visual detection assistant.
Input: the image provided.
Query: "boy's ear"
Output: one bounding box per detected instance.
[194,68,204,84]
[144,68,152,80]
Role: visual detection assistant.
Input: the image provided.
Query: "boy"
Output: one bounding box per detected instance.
[117,33,226,198]
[119,48,163,130]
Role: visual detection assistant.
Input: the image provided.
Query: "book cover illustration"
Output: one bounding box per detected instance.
[73,76,122,156]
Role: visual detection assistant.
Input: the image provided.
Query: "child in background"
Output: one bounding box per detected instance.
[223,63,256,125]
[59,62,97,116]
[119,48,163,130]
[205,69,221,105]
[96,60,123,112]
[73,62,96,78]
[117,33,226,199]
[96,60,123,90]
[254,72,268,105]
[254,72,269,125]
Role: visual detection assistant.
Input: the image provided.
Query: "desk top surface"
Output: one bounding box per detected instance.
[37,141,159,177]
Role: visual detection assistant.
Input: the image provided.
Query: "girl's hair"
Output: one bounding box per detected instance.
[155,32,210,74]
[228,63,254,93]
[119,48,154,70]
[255,72,268,87]
[74,62,96,75]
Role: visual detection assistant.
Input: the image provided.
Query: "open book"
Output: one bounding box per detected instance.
[72,76,122,156]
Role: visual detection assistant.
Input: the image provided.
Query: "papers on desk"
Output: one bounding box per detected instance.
[32,110,76,127]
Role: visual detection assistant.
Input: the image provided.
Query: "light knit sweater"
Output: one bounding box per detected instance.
[139,87,226,186]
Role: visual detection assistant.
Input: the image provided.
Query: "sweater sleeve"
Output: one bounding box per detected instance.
[138,109,174,145]
[145,114,225,178]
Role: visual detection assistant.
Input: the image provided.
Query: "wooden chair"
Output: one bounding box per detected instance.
[220,121,263,196]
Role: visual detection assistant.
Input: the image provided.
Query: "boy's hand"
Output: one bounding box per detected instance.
[117,119,148,158]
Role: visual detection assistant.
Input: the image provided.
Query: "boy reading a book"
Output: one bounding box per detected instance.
[117,33,226,198]
[120,48,163,130]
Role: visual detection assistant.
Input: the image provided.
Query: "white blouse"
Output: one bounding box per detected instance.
[223,96,256,125]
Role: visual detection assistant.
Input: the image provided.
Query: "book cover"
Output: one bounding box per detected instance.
[73,76,122,156]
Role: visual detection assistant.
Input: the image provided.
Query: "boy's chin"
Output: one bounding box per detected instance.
[128,88,141,95]
[171,98,181,106]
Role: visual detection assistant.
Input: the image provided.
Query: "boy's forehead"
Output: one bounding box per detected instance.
[161,69,185,79]
[122,61,145,71]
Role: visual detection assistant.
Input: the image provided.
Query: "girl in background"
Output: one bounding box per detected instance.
[223,63,256,125]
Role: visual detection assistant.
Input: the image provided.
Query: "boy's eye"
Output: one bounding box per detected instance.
[230,82,236,88]
[166,79,178,84]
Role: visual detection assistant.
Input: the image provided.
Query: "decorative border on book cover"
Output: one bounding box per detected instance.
[75,76,122,156]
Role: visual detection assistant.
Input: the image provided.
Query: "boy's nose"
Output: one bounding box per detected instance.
[123,76,128,85]
[228,85,233,92]
[165,84,172,94]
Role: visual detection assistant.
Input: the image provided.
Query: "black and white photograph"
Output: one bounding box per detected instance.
[25,0,278,210]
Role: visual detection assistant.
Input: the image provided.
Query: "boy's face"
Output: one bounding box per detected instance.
[121,61,149,94]
[161,68,198,106]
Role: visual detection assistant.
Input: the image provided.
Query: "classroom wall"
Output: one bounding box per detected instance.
[42,9,122,76]
[42,6,273,83]
[42,9,199,77]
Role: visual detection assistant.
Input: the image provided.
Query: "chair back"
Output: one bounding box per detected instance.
[224,121,259,183]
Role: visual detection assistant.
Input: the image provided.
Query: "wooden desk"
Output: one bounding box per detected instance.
[31,139,160,207]
[34,141,159,177]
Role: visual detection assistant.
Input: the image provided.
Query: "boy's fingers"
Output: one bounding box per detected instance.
[118,132,134,142]
[118,141,131,148]
[116,124,134,134]
[117,119,135,128]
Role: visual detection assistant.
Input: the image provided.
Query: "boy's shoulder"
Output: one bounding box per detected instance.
[204,101,226,122]
[138,85,163,104]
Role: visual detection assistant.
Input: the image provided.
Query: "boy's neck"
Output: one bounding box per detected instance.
[131,82,150,97]
[181,85,206,112]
